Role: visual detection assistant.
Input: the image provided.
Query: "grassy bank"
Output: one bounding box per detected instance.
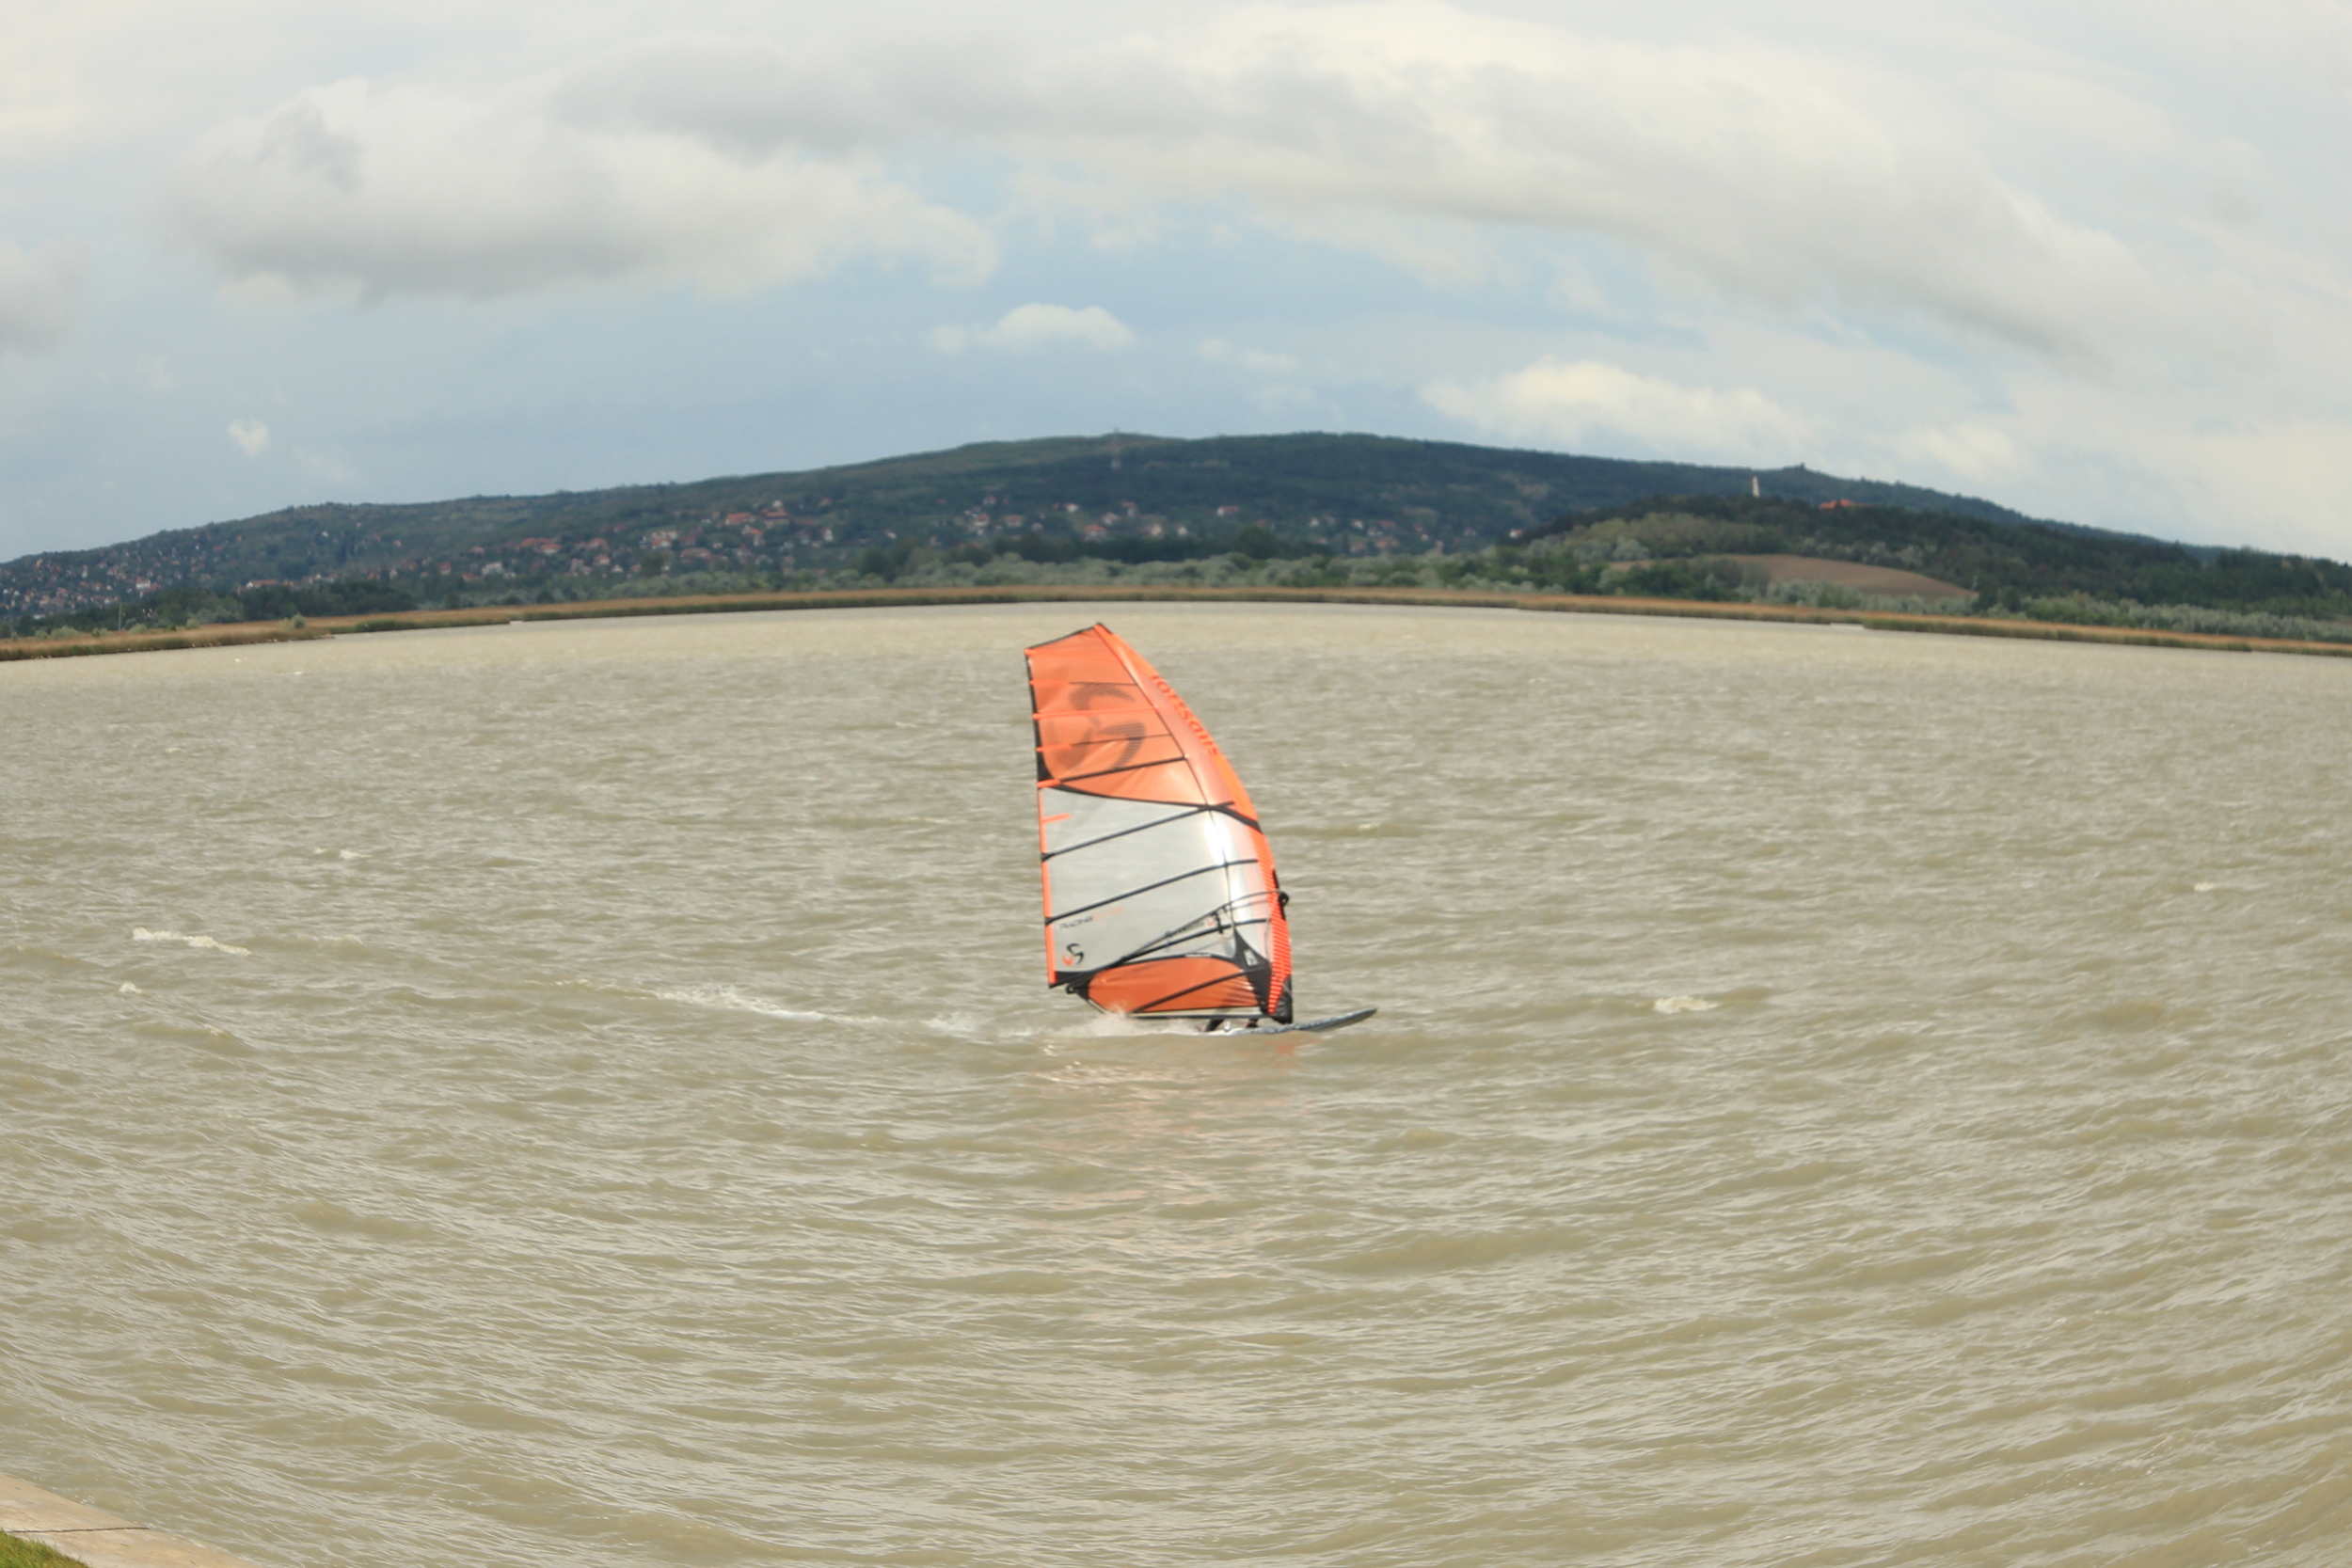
[5,584,2351,666]
[0,1533,87,1567]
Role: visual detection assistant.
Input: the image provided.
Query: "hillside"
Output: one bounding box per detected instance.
[8,431,2348,642]
[1506,495,2352,618]
[0,433,2044,621]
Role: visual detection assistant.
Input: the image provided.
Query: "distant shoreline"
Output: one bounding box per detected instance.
[5,584,2350,665]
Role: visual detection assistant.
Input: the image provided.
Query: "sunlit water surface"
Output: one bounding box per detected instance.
[5,603,2351,1566]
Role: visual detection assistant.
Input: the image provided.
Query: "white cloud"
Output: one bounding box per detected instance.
[556,6,2209,363]
[145,8,2331,427]
[155,8,2222,362]
[1424,357,1809,462]
[1249,382,1328,419]
[1993,376,2352,554]
[1199,8,2212,359]
[1200,338,1297,374]
[298,448,357,483]
[2156,417,2352,558]
[7,0,2351,558]
[932,303,1134,354]
[1890,420,2028,485]
[0,241,83,355]
[166,71,995,301]
[228,418,272,456]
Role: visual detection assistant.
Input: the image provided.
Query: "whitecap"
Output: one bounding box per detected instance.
[132,927,251,957]
[119,981,143,994]
[656,984,868,1024]
[338,849,367,861]
[1064,1010,1200,1037]
[2193,881,2219,893]
[1654,995,1718,1015]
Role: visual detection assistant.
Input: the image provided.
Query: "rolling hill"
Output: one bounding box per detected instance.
[6,432,2346,639]
[0,433,2053,621]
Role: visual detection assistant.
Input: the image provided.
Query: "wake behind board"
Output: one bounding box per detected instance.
[1207,1007,1377,1037]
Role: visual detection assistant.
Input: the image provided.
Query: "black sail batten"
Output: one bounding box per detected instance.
[1041,804,1215,863]
[1028,624,1295,1022]
[1053,754,1224,790]
[1040,802,1265,863]
[1089,896,1279,973]
[1039,856,1263,927]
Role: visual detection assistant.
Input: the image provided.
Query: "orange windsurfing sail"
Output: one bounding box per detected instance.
[1025,624,1293,1022]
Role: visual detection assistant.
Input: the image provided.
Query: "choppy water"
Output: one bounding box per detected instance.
[5,603,2352,1567]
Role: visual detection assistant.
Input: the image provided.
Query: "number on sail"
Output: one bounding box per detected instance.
[1025,624,1293,1022]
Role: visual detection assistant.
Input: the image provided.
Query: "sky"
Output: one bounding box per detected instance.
[5,0,2352,559]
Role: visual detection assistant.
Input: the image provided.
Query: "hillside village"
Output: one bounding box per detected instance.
[11,433,2351,643]
[0,477,1467,622]
[2,507,831,620]
[1,433,2049,624]
[0,499,1269,619]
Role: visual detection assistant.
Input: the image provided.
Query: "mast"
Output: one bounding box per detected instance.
[1025,624,1293,1022]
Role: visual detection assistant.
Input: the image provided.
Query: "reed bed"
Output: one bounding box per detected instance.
[7,585,2351,665]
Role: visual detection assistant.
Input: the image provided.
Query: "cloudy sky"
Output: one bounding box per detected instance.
[6,0,2351,559]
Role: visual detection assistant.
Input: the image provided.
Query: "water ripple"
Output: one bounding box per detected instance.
[3,606,2350,1566]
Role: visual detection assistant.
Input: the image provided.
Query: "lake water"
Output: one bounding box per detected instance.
[4,602,2350,1567]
